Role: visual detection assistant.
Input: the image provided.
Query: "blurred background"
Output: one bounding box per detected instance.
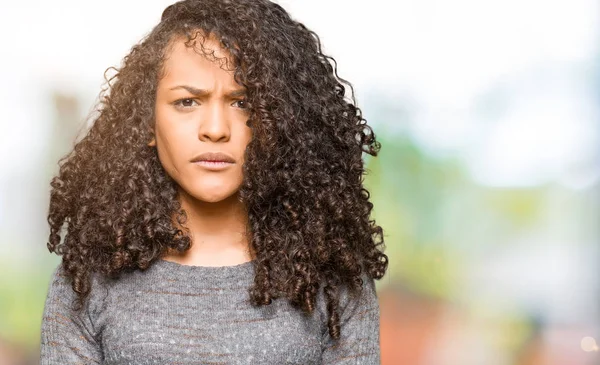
[0,0,598,364]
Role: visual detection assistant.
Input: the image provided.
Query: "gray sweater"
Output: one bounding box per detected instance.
[39,259,381,364]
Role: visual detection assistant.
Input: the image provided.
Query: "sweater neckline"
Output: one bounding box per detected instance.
[153,258,256,279]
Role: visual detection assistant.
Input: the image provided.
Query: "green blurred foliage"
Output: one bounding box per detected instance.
[0,258,56,348]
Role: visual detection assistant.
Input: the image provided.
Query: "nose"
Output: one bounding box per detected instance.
[198,102,230,142]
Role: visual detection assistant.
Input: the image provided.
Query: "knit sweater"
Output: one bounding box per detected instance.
[39,259,381,364]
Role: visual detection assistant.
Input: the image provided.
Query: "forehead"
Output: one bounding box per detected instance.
[160,34,236,84]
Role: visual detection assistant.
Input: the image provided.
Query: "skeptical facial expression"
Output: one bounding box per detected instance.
[149,35,252,204]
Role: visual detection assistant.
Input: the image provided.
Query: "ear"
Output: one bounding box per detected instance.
[148,136,156,147]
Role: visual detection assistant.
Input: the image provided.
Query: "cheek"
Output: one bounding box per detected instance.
[153,118,190,175]
[239,125,253,154]
[155,107,193,148]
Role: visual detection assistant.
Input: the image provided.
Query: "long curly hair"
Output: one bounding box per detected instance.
[47,0,388,340]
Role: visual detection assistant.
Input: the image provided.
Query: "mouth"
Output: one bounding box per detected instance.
[190,152,236,164]
[191,159,234,171]
[195,160,233,163]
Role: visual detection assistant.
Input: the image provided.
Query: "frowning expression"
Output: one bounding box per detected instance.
[150,34,252,204]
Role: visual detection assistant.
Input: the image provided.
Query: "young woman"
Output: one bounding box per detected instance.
[39,0,388,363]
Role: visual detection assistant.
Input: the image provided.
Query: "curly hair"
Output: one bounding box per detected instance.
[47,0,388,340]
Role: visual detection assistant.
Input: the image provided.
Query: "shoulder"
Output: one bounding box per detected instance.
[45,262,110,317]
[315,272,379,323]
[340,273,379,315]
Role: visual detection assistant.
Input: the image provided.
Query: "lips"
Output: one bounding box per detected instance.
[190,152,235,163]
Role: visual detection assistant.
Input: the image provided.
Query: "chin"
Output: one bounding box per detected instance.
[197,194,234,203]
[188,188,239,204]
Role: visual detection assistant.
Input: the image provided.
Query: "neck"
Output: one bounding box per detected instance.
[166,188,254,264]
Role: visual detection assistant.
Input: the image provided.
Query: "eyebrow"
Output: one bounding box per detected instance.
[169,85,247,97]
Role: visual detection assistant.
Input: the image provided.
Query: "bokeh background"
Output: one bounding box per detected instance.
[1,0,598,364]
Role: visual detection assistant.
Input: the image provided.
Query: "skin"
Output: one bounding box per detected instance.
[148,34,255,266]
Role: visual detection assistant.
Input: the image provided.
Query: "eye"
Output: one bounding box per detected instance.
[233,99,248,109]
[173,98,198,109]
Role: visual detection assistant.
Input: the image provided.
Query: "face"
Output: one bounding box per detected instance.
[150,34,251,204]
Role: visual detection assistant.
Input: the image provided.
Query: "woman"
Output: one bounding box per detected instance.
[40,0,388,363]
